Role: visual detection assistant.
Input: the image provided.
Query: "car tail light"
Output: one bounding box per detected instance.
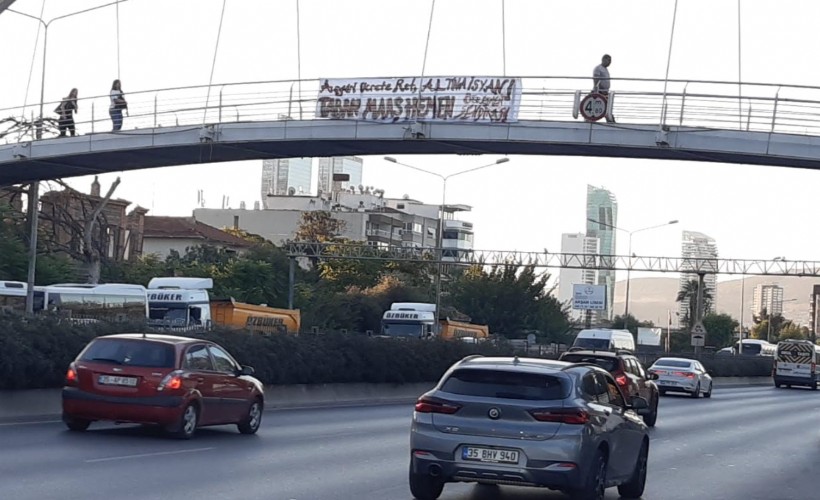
[674,371,695,379]
[65,363,78,386]
[158,370,183,392]
[529,408,590,424]
[615,373,628,387]
[414,397,461,415]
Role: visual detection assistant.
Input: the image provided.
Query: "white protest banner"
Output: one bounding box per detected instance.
[316,76,522,124]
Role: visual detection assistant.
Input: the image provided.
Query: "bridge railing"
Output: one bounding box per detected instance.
[4,76,820,143]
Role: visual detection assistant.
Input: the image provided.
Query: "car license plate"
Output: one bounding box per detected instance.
[462,446,519,464]
[98,375,138,387]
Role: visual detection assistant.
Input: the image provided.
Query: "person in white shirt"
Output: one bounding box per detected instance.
[592,54,614,122]
[109,79,128,131]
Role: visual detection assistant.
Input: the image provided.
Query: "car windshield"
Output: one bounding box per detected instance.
[381,322,424,338]
[80,338,175,368]
[653,359,692,369]
[573,338,611,350]
[561,354,619,372]
[441,368,569,400]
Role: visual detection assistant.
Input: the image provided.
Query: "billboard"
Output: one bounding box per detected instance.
[316,76,522,123]
[572,284,606,310]
[638,327,663,346]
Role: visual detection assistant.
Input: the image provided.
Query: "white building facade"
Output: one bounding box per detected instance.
[558,233,601,321]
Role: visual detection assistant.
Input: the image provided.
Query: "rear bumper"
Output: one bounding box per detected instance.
[657,381,698,393]
[773,375,817,386]
[410,452,582,490]
[62,387,185,425]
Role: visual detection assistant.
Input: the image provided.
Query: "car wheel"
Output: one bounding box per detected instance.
[690,383,701,399]
[237,399,263,435]
[63,415,90,432]
[168,403,199,440]
[812,383,818,391]
[642,395,658,427]
[618,440,648,499]
[408,464,444,500]
[570,448,607,500]
[774,382,781,388]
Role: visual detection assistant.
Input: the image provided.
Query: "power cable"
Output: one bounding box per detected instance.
[737,0,743,129]
[203,0,228,123]
[296,0,303,119]
[420,0,436,80]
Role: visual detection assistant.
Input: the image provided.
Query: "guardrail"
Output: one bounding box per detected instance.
[4,76,820,143]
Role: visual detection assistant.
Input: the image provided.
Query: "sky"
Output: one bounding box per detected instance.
[2,0,820,285]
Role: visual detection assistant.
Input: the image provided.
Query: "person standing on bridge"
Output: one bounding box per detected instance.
[592,54,615,123]
[109,79,128,132]
[55,88,78,137]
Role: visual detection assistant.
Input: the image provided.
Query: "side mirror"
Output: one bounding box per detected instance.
[630,396,649,412]
[649,372,659,381]
[239,365,255,376]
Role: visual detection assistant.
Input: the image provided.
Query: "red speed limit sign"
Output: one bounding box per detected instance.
[580,93,608,121]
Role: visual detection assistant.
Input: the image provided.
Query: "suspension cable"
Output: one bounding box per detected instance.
[737,0,742,129]
[22,0,47,113]
[420,0,436,79]
[116,0,121,79]
[296,0,303,119]
[660,0,679,125]
[203,0,228,122]
[501,0,507,76]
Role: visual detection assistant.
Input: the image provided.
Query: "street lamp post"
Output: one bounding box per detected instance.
[9,1,127,313]
[586,218,678,320]
[384,156,510,335]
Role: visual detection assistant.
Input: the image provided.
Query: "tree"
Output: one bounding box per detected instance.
[449,263,570,342]
[702,313,738,349]
[778,321,809,341]
[750,309,785,342]
[293,211,346,242]
[675,279,713,330]
[37,177,122,283]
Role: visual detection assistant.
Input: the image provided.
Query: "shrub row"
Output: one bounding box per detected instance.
[0,316,514,390]
[0,316,774,390]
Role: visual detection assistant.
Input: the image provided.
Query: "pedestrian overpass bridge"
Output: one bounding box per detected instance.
[3,75,820,185]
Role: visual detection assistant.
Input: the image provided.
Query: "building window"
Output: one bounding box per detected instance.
[413,223,422,234]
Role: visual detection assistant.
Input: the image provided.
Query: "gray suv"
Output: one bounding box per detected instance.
[409,356,650,500]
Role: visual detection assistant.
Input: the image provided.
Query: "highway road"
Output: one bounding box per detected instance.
[1,385,817,500]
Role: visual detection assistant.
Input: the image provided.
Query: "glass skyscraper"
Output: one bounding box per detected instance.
[585,185,618,320]
[260,158,312,199]
[317,156,363,194]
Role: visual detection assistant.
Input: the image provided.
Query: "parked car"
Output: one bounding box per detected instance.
[647,357,713,398]
[62,333,264,439]
[559,349,659,427]
[409,355,650,500]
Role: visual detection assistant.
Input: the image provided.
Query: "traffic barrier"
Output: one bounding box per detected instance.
[0,378,774,423]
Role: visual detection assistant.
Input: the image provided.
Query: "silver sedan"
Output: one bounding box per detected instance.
[648,357,713,398]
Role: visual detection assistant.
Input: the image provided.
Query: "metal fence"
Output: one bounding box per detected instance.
[4,76,820,143]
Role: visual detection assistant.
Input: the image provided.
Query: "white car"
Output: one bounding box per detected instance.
[648,357,713,398]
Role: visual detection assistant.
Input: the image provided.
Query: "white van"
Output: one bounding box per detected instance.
[571,328,635,352]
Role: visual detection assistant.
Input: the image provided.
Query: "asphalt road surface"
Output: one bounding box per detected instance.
[2,385,818,500]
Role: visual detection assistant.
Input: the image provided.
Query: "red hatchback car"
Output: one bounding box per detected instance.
[62,333,264,439]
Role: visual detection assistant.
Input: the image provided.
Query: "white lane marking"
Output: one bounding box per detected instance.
[0,420,62,427]
[85,447,214,463]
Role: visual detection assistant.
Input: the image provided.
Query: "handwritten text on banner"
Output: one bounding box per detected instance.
[316,77,522,123]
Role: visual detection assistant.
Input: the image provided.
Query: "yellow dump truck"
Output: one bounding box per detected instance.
[210,298,300,335]
[438,319,490,342]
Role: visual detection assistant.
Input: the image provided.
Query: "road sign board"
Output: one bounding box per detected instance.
[572,284,606,310]
[580,93,608,121]
[691,321,707,347]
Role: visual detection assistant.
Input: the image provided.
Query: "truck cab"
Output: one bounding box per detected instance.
[147,277,213,330]
[380,303,437,339]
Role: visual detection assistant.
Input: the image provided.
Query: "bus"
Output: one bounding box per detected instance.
[0,281,149,323]
[733,339,776,357]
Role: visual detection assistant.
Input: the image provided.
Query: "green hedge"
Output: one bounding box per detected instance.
[0,316,514,390]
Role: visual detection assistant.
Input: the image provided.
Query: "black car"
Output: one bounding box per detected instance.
[559,350,659,427]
